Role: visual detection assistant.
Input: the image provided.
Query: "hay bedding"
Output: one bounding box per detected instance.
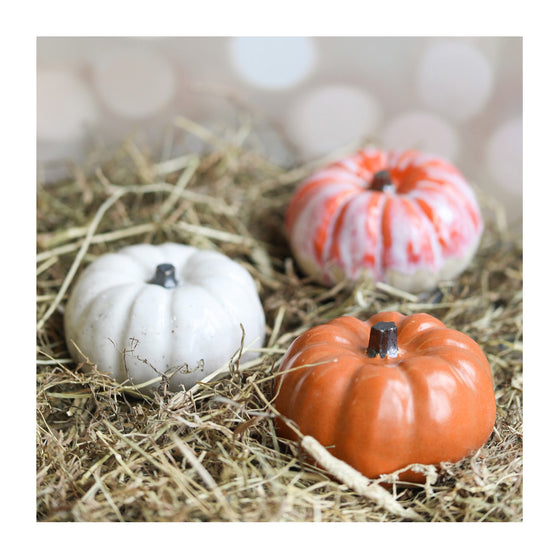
[36,117,522,522]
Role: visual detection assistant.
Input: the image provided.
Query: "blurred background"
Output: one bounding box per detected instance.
[37,36,522,225]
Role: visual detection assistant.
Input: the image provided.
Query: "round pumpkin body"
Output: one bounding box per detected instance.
[285,148,483,292]
[64,243,265,393]
[274,311,496,481]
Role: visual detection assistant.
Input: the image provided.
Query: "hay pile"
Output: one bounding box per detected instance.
[37,117,522,522]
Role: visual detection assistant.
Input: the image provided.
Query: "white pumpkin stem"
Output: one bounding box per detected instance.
[370,169,393,192]
[149,263,178,288]
[367,321,398,358]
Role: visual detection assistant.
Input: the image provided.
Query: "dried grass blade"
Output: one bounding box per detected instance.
[301,435,423,521]
[155,155,199,219]
[174,222,249,245]
[169,434,238,520]
[37,187,131,330]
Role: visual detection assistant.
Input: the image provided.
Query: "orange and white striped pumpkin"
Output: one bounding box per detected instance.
[285,148,483,292]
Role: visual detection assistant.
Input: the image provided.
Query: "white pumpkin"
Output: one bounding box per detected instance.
[64,243,266,393]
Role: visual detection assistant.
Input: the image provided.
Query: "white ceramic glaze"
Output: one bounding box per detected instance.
[64,243,266,393]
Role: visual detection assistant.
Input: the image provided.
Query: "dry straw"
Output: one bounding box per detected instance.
[37,116,522,522]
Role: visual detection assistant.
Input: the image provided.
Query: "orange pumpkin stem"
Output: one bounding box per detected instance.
[370,170,393,192]
[367,321,398,358]
[149,263,178,289]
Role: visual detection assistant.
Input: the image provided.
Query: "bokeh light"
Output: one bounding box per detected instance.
[486,117,522,195]
[287,84,380,157]
[417,40,493,122]
[91,44,176,119]
[37,68,98,142]
[381,111,459,161]
[229,37,316,90]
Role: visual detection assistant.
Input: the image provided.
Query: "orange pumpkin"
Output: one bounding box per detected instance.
[285,148,483,293]
[274,311,496,481]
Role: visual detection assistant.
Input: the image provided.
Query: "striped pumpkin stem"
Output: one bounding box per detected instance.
[370,170,393,192]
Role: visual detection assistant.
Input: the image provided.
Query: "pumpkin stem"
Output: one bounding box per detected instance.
[370,170,394,192]
[149,263,178,289]
[367,321,398,358]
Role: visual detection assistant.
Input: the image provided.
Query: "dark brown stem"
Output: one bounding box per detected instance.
[370,170,393,192]
[149,263,178,289]
[367,321,398,358]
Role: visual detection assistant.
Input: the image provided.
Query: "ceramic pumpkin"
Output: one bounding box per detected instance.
[64,243,265,393]
[285,148,483,292]
[274,311,496,481]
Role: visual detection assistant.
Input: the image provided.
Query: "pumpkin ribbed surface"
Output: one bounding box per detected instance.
[285,148,483,292]
[274,311,496,481]
[64,243,265,393]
